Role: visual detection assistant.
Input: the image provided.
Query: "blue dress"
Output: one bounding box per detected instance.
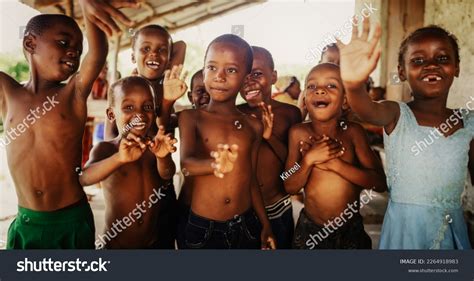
[379,102,473,249]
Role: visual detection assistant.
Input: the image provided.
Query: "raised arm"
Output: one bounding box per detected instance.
[147,125,177,180]
[76,0,140,99]
[316,124,387,192]
[158,65,188,129]
[337,18,399,128]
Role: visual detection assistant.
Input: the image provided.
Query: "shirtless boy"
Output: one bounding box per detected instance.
[1,0,139,249]
[179,34,275,249]
[238,46,301,248]
[285,63,386,249]
[80,76,179,248]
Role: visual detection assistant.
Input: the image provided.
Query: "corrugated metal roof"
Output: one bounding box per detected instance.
[19,0,263,48]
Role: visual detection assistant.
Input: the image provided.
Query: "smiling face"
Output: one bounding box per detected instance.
[399,35,459,100]
[108,83,155,138]
[132,27,172,80]
[189,71,210,108]
[241,48,276,107]
[203,42,250,103]
[304,64,344,122]
[24,20,83,82]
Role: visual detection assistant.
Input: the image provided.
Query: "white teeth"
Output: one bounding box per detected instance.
[133,122,146,130]
[65,62,73,67]
[146,61,160,69]
[423,75,442,82]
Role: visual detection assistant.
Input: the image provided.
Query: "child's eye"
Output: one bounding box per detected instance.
[58,40,68,47]
[306,84,316,90]
[143,105,153,111]
[159,47,168,53]
[251,71,262,78]
[327,84,337,89]
[123,105,133,111]
[411,57,425,65]
[141,46,150,53]
[436,55,449,63]
[227,68,237,74]
[206,65,216,71]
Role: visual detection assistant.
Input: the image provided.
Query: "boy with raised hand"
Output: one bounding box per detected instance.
[238,46,301,248]
[1,0,139,249]
[80,76,179,249]
[179,35,275,249]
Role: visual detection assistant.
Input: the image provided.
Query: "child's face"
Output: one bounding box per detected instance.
[110,85,155,138]
[26,22,83,82]
[203,42,250,103]
[132,29,171,81]
[189,73,209,108]
[240,50,276,107]
[304,65,344,122]
[287,80,301,100]
[399,35,459,99]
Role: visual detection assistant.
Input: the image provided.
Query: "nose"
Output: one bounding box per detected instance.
[315,88,327,95]
[213,69,226,82]
[424,58,441,69]
[66,48,79,58]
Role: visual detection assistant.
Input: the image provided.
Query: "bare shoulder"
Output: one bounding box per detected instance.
[87,140,118,165]
[343,121,369,144]
[178,108,198,122]
[288,122,310,139]
[0,71,22,90]
[272,101,302,123]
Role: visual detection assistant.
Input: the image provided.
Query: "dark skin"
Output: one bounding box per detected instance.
[187,72,210,109]
[179,72,209,207]
[284,64,386,225]
[337,19,473,180]
[238,48,301,205]
[105,29,187,139]
[0,0,118,211]
[178,42,275,249]
[80,84,177,248]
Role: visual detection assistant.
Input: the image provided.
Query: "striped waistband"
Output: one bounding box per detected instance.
[265,194,292,220]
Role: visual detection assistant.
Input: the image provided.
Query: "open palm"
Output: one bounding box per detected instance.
[336,18,381,90]
[163,64,188,102]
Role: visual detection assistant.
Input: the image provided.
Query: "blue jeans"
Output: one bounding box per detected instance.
[184,209,261,249]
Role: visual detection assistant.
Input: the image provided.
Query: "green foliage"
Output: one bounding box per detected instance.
[0,54,30,133]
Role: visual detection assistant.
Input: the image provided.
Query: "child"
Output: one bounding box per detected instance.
[0,0,138,249]
[273,76,301,106]
[338,19,473,249]
[238,46,301,248]
[187,70,210,109]
[104,24,187,248]
[178,34,275,249]
[80,75,179,249]
[285,63,387,249]
[176,69,209,249]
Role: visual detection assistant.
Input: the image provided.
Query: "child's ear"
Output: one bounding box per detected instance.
[131,52,136,64]
[23,33,36,55]
[397,65,407,81]
[271,70,277,85]
[342,95,349,111]
[106,108,116,122]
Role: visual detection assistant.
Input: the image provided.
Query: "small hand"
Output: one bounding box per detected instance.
[315,157,344,172]
[147,125,177,158]
[210,144,239,178]
[79,0,140,36]
[261,226,277,250]
[163,64,188,102]
[260,102,274,140]
[303,135,344,166]
[336,18,381,90]
[118,132,147,163]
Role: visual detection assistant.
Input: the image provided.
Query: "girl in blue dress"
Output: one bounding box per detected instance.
[336,19,473,249]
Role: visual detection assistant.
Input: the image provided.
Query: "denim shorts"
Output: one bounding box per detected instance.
[184,209,261,249]
[293,208,371,249]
